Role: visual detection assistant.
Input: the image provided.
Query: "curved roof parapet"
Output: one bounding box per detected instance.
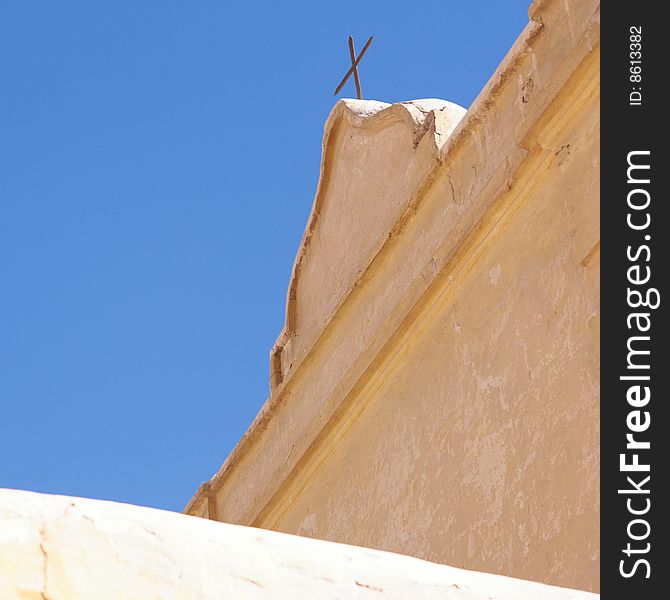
[270,98,466,390]
[0,489,598,599]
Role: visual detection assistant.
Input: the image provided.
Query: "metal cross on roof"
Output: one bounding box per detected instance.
[334,36,374,100]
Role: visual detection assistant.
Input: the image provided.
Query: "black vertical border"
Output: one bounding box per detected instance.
[601,2,667,598]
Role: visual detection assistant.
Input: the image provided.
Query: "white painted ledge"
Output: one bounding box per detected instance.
[1,489,597,599]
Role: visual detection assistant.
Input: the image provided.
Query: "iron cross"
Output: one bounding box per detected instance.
[334,36,374,100]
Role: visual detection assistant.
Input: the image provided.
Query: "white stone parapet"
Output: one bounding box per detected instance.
[1,489,597,599]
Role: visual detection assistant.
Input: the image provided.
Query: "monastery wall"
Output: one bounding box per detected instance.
[187,0,600,592]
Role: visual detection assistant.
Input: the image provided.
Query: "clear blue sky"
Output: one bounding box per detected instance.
[1,1,529,512]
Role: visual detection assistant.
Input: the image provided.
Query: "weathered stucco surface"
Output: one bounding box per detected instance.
[0,489,598,599]
[187,0,599,593]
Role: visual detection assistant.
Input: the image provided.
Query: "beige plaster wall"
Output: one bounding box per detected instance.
[187,0,600,593]
[276,91,599,587]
